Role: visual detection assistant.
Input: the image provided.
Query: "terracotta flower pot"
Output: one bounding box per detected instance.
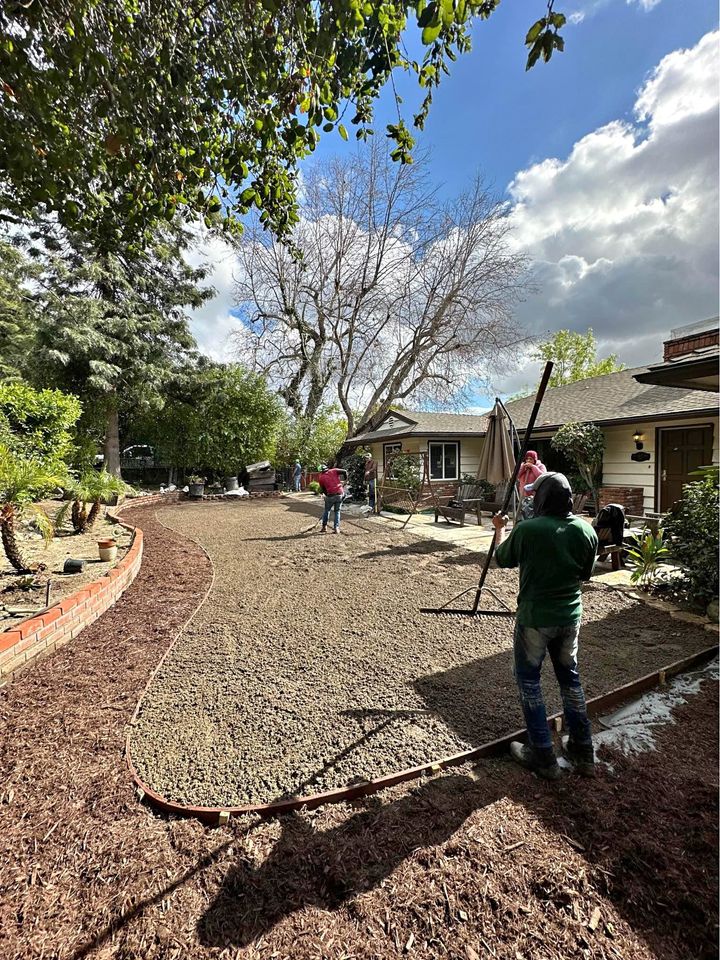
[97,538,118,562]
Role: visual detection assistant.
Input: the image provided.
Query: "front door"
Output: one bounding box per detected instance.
[658,425,713,511]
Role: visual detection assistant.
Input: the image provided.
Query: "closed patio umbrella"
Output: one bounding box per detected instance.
[477,400,515,486]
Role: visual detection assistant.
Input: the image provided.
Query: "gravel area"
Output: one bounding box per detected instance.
[128,499,714,808]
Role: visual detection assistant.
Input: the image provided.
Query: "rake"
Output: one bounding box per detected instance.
[421,360,554,617]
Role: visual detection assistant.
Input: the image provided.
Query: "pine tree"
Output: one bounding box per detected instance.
[26,222,212,475]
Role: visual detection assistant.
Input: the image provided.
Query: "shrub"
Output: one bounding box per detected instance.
[0,381,81,469]
[663,470,719,607]
[341,453,367,501]
[308,480,321,495]
[551,422,604,505]
[626,530,669,589]
[387,454,421,493]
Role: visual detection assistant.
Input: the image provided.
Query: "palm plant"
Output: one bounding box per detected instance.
[626,529,669,589]
[0,445,64,572]
[58,470,127,533]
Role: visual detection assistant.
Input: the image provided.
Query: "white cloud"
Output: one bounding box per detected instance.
[184,232,238,362]
[492,29,719,395]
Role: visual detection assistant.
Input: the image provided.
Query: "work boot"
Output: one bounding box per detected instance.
[320,525,327,533]
[332,528,340,535]
[562,735,596,778]
[509,741,563,781]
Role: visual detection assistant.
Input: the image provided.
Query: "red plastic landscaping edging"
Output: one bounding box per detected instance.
[0,493,182,681]
[127,642,718,826]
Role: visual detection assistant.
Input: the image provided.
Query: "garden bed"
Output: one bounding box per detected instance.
[0,502,132,632]
[128,499,715,808]
[0,502,716,960]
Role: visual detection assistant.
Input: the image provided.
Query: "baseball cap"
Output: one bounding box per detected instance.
[524,471,557,493]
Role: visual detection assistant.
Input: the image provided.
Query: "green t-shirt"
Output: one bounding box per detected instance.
[495,515,598,628]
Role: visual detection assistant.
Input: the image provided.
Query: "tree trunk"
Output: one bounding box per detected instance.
[87,501,101,528]
[1,509,30,572]
[104,406,122,478]
[72,500,88,533]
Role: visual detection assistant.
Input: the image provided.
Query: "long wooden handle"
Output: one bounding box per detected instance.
[471,361,554,615]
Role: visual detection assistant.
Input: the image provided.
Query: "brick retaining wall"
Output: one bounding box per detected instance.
[0,489,284,681]
[0,492,183,682]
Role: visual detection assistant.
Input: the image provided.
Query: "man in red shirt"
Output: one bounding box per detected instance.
[318,462,347,533]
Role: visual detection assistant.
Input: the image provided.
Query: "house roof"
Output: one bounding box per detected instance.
[348,366,718,444]
[348,410,489,444]
[501,366,719,431]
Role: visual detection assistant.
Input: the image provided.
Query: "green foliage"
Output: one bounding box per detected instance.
[551,421,604,504]
[533,329,625,388]
[461,474,496,500]
[273,407,347,471]
[663,473,720,606]
[135,364,282,476]
[387,453,421,493]
[525,2,566,71]
[341,454,368,501]
[0,381,81,469]
[0,444,64,569]
[0,2,563,247]
[0,238,40,380]
[626,530,669,588]
[308,480,321,495]
[0,444,65,508]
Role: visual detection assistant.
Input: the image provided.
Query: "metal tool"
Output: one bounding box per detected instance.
[421,361,554,617]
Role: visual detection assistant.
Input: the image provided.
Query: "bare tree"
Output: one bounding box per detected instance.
[233,146,530,437]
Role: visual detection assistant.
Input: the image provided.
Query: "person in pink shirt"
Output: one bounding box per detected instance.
[517,451,546,521]
[318,461,347,533]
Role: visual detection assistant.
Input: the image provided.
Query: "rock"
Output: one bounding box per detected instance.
[706,599,719,623]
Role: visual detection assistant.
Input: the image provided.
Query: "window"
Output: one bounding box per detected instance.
[429,442,459,481]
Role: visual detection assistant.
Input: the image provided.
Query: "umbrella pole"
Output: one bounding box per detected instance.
[422,361,554,617]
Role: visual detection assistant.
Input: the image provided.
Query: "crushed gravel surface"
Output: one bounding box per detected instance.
[0,502,716,960]
[128,499,714,808]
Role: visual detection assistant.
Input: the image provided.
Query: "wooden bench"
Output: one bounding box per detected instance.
[435,484,495,527]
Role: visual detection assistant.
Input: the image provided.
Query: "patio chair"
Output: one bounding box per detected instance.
[434,482,489,527]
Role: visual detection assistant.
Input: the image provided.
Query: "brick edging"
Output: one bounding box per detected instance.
[0,496,179,680]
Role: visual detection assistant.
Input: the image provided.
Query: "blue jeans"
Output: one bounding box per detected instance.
[368,478,376,509]
[513,621,593,751]
[322,494,342,530]
[293,476,301,492]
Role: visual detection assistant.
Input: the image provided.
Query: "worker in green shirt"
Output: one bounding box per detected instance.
[493,472,598,780]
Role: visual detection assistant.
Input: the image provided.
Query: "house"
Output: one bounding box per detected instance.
[347,321,719,515]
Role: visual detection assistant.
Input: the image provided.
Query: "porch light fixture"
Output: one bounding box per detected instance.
[632,430,644,450]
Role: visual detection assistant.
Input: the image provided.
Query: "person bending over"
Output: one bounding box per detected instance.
[493,472,598,780]
[318,462,347,534]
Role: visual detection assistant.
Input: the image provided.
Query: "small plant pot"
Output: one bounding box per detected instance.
[224,476,239,492]
[97,539,118,562]
[189,483,205,498]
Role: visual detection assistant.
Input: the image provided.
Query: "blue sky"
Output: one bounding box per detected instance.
[189,2,719,413]
[311,0,717,202]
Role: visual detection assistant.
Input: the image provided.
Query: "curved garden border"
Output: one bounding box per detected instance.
[0,493,181,681]
[123,505,719,824]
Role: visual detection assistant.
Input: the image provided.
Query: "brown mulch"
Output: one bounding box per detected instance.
[0,503,717,960]
[130,499,714,807]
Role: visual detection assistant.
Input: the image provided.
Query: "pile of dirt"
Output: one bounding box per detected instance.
[0,502,715,960]
[128,499,714,808]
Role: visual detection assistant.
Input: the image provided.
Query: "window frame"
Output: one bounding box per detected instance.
[428,441,460,482]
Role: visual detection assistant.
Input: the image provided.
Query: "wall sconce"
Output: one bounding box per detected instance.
[632,430,644,450]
